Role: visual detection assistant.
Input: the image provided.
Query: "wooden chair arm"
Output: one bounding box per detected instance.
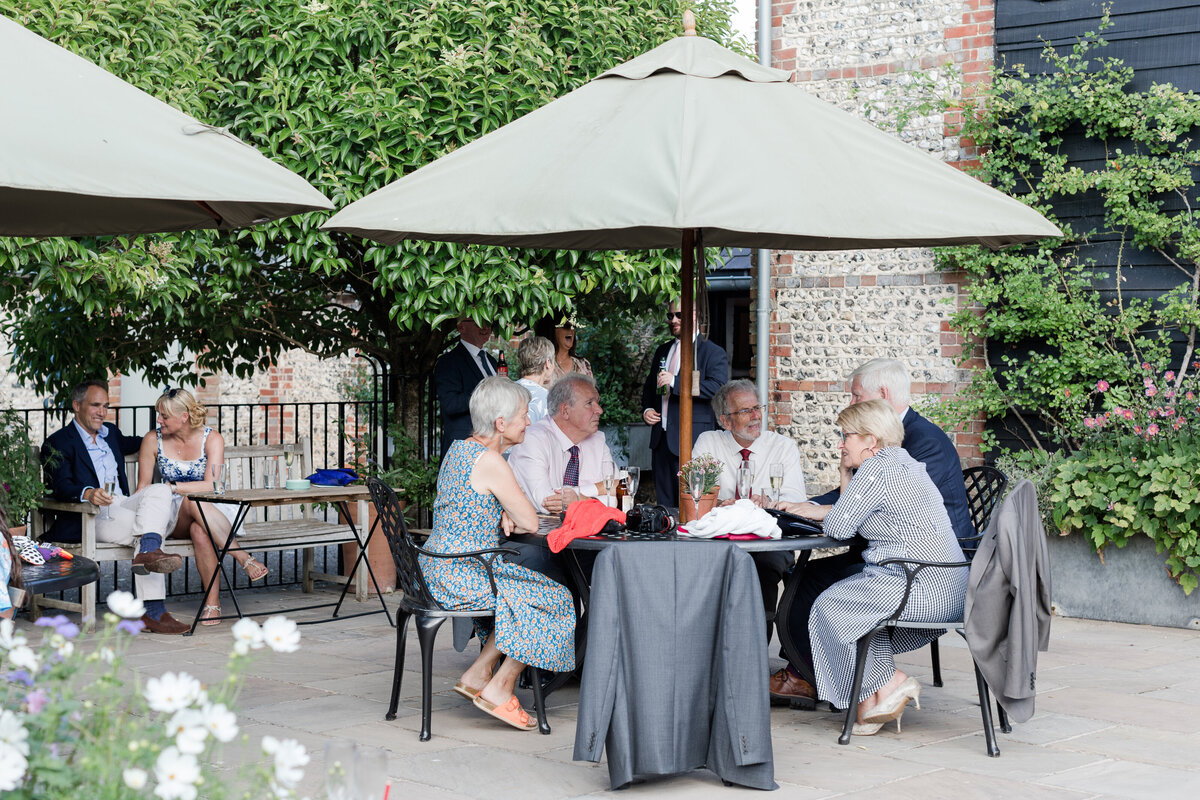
[38,499,98,515]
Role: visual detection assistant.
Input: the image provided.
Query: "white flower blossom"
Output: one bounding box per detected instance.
[0,711,30,757]
[260,617,300,653]
[0,619,27,650]
[106,590,146,619]
[301,0,330,12]
[154,746,200,800]
[166,708,208,755]
[124,767,149,789]
[98,646,116,664]
[262,736,309,788]
[0,744,28,792]
[50,636,74,660]
[231,618,264,654]
[145,672,204,713]
[200,702,238,743]
[7,645,39,673]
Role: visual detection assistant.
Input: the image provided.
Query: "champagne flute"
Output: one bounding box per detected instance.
[601,458,615,505]
[98,479,116,521]
[324,739,356,800]
[626,466,640,504]
[769,462,784,504]
[688,469,706,507]
[282,443,296,481]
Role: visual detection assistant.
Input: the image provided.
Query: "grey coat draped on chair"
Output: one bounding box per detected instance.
[573,542,776,790]
[964,479,1052,723]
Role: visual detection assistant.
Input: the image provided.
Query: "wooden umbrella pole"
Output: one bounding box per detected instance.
[679,228,696,467]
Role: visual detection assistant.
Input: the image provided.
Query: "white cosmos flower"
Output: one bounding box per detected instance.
[123,767,149,789]
[200,702,238,743]
[154,746,200,800]
[261,736,309,788]
[97,646,116,664]
[0,744,28,792]
[166,708,208,755]
[0,619,27,650]
[106,590,146,619]
[0,711,30,756]
[50,636,74,660]
[230,618,264,654]
[145,672,204,713]
[7,646,39,673]
[260,616,300,653]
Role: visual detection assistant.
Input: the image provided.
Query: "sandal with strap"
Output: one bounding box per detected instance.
[242,557,269,582]
[200,605,222,626]
[472,693,538,731]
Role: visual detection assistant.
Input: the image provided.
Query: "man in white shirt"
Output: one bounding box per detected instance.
[692,379,808,621]
[509,373,611,514]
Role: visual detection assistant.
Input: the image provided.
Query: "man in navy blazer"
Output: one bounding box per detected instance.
[640,300,729,506]
[434,316,499,455]
[42,380,188,634]
[770,358,972,704]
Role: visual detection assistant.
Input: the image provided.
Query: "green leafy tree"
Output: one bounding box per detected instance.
[0,0,743,433]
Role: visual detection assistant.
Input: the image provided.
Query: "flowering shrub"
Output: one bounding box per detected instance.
[678,453,723,495]
[0,592,312,798]
[1048,366,1200,595]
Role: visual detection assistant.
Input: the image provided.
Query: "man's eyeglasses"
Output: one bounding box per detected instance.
[666,311,683,320]
[727,405,764,418]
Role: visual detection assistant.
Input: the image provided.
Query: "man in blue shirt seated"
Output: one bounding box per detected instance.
[42,380,189,634]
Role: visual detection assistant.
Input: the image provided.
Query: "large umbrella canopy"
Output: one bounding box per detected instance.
[0,15,333,237]
[324,26,1061,466]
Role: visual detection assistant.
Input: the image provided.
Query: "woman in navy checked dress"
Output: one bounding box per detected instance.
[790,399,966,734]
[419,375,574,731]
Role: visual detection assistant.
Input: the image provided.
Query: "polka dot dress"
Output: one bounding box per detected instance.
[418,440,575,672]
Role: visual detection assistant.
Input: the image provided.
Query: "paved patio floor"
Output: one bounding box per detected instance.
[22,588,1200,799]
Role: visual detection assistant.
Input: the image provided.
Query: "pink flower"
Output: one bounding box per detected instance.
[1107,503,1115,511]
[1163,407,1175,417]
[1143,362,1152,371]
[1096,380,1110,392]
[1146,386,1158,397]
[1187,391,1195,401]
[1083,417,1097,428]
[1146,424,1160,436]
[1134,425,1143,434]
[1064,388,1071,397]
[1174,418,1185,430]
[1165,371,1176,381]
[1122,408,1135,420]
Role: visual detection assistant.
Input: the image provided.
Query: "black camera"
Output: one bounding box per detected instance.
[624,504,675,533]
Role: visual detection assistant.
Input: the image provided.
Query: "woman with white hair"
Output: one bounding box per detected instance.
[781,399,966,735]
[419,375,574,731]
[137,388,267,626]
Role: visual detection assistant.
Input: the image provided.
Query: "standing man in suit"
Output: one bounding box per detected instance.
[770,358,972,705]
[640,300,729,506]
[435,315,499,455]
[42,380,189,634]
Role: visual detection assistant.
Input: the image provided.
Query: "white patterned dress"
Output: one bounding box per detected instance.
[157,426,238,527]
[809,447,967,709]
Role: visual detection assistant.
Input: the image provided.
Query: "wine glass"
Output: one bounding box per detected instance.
[626,466,640,504]
[324,739,356,800]
[769,462,784,504]
[688,469,706,507]
[212,462,226,495]
[601,458,615,506]
[98,479,116,521]
[736,464,754,501]
[282,443,296,481]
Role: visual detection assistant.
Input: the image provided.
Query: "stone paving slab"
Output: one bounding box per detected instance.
[15,588,1200,799]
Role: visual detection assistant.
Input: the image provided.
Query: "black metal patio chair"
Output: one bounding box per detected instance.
[365,477,551,740]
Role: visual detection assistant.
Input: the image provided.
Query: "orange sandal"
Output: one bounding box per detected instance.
[472,694,538,731]
[453,681,482,701]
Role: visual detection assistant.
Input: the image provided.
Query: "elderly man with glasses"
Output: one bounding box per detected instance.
[640,299,729,506]
[692,378,808,621]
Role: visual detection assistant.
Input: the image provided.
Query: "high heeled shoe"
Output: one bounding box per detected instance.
[851,710,905,736]
[861,676,921,724]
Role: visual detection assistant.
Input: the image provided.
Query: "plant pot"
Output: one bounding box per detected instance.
[341,501,397,595]
[677,480,720,523]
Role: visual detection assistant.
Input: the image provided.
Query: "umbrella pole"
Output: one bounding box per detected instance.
[679,229,696,468]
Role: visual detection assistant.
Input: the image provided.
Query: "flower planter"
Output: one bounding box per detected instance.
[677,482,719,524]
[1046,532,1200,629]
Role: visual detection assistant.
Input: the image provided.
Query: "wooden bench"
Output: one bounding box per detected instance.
[30,437,369,619]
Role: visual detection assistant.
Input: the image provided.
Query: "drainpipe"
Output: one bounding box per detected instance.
[756,0,772,411]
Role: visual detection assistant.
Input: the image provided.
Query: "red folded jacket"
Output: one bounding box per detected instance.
[547,499,626,553]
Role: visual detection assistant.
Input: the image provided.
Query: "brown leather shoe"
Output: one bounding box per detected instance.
[132,549,184,575]
[770,668,817,709]
[140,612,190,635]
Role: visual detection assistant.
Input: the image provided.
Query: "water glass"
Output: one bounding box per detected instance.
[736,465,753,501]
[324,739,356,800]
[626,466,641,503]
[212,463,226,495]
[263,456,279,490]
[354,746,389,800]
[98,479,116,521]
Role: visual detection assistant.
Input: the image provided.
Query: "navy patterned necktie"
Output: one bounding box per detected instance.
[563,445,580,487]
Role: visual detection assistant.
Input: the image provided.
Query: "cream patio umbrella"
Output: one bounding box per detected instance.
[0,14,332,237]
[324,17,1061,466]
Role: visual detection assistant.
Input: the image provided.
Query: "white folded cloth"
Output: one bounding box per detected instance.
[678,500,782,539]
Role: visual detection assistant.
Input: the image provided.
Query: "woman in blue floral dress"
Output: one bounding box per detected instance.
[420,375,574,731]
[138,388,267,625]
